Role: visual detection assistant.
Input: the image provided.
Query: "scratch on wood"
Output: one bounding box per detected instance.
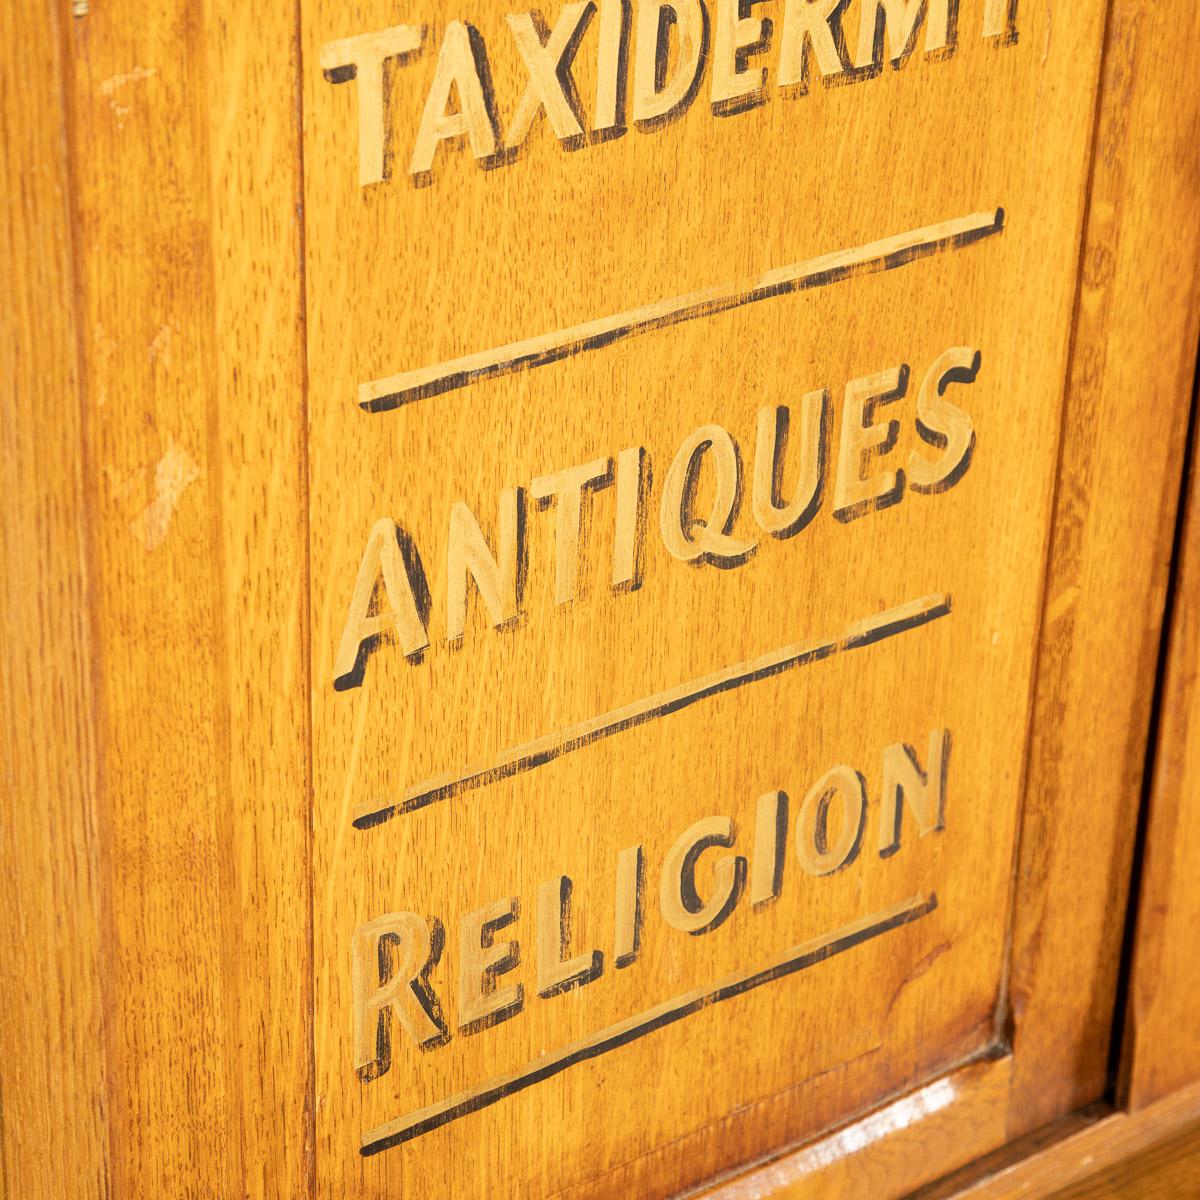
[128,437,200,551]
[98,66,158,121]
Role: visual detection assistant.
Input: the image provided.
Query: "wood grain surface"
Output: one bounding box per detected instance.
[0,2,107,1195]
[1122,399,1200,1109]
[913,1079,1200,1200]
[2,0,1199,1197]
[1005,0,1200,1137]
[692,1055,1012,1200]
[302,1,1106,1195]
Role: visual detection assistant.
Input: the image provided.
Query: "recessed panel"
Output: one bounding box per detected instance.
[302,2,1106,1194]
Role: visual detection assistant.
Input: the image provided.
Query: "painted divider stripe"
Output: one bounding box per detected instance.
[352,593,952,829]
[360,893,938,1155]
[358,209,1004,412]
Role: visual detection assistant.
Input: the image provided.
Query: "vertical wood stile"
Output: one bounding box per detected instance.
[52,0,312,1193]
[1008,0,1200,1137]
[0,1,108,1195]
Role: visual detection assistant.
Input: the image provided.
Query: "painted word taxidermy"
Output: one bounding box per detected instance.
[334,347,979,688]
[321,0,1020,185]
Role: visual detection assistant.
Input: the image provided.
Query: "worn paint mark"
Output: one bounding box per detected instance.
[1046,585,1082,628]
[98,66,157,123]
[128,437,200,551]
[148,323,173,370]
[98,66,157,96]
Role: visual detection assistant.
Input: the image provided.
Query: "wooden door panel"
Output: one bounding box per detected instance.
[301,2,1106,1194]
[4,0,1199,1196]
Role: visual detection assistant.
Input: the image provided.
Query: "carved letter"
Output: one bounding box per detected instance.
[879,730,950,857]
[750,790,788,906]
[459,897,523,1035]
[409,21,499,178]
[614,844,645,967]
[447,488,524,639]
[661,424,757,566]
[712,0,771,109]
[908,347,979,494]
[507,3,597,148]
[982,0,1017,40]
[853,0,953,69]
[632,0,707,124]
[660,815,746,935]
[536,875,604,997]
[833,365,908,522]
[795,766,866,875]
[752,391,828,536]
[595,0,630,132]
[320,25,425,186]
[612,445,648,591]
[776,0,845,90]
[352,912,446,1081]
[531,457,612,605]
[335,517,430,689]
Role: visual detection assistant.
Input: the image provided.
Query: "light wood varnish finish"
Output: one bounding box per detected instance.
[1122,401,1200,1110]
[913,1080,1200,1199]
[2,0,1200,1197]
[0,1,106,1195]
[1004,0,1200,1139]
[303,1,1105,1193]
[2,0,312,1196]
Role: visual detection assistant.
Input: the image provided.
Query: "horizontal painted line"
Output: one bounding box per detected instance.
[352,594,952,830]
[359,208,1005,412]
[360,893,938,1155]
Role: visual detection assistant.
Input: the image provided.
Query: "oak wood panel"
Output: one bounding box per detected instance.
[57,0,312,1195]
[301,2,1109,1196]
[1122,400,1200,1109]
[1043,1121,1200,1200]
[1006,0,1200,1137]
[691,1057,1012,1200]
[913,1080,1200,1199]
[0,2,107,1195]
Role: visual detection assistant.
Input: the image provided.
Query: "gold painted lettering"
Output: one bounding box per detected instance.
[447,488,524,639]
[459,896,523,1034]
[660,423,757,565]
[632,0,706,124]
[660,815,746,934]
[712,0,770,109]
[795,765,865,875]
[531,456,612,605]
[352,912,445,1081]
[853,0,952,69]
[536,875,604,996]
[612,445,647,591]
[776,0,845,90]
[833,365,907,522]
[320,25,424,186]
[613,844,645,967]
[594,0,628,132]
[409,21,499,178]
[752,391,828,536]
[507,2,597,148]
[334,517,429,689]
[879,730,950,857]
[908,347,979,494]
[982,0,1017,40]
[750,790,787,906]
